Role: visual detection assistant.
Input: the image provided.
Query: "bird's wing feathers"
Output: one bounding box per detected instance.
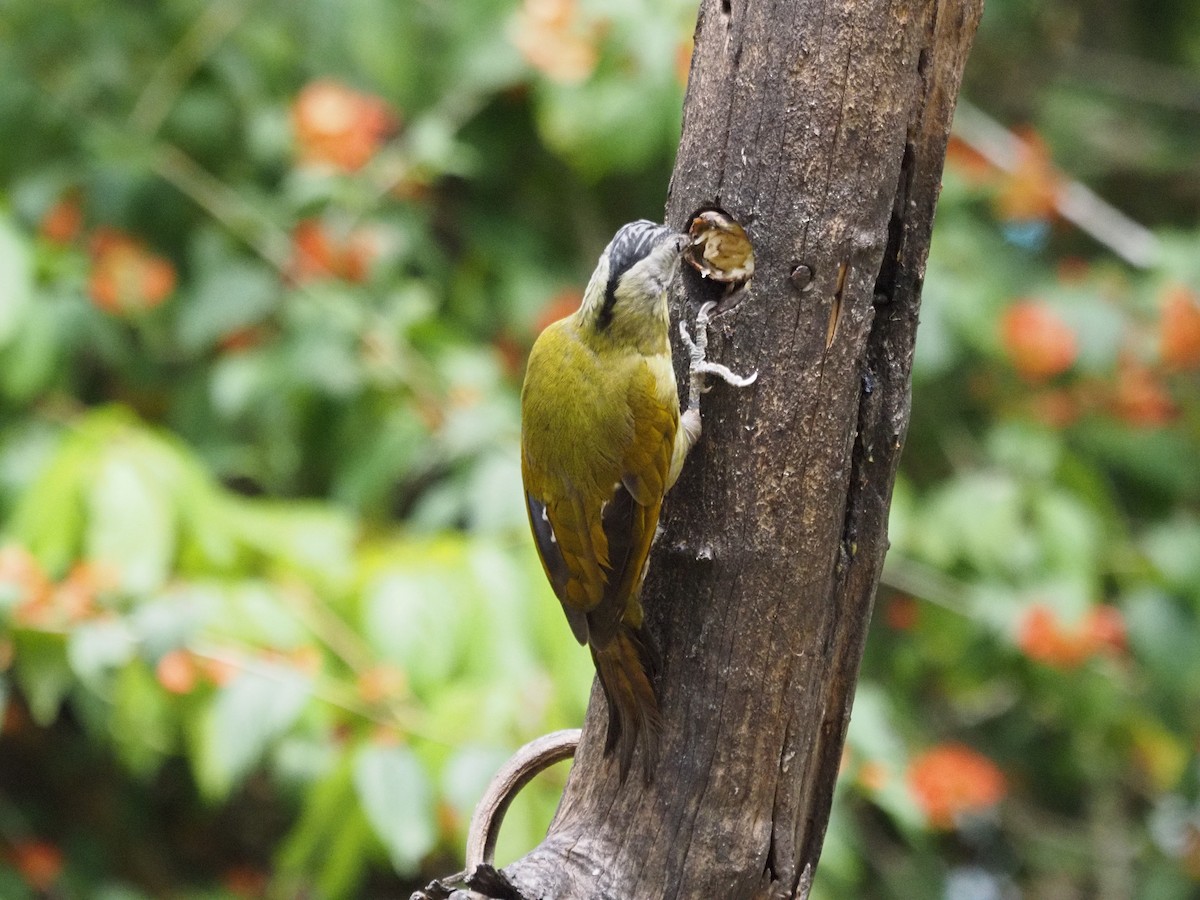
[522,358,677,650]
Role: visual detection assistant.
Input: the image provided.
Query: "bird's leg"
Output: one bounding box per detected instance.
[674,301,757,462]
[679,300,757,413]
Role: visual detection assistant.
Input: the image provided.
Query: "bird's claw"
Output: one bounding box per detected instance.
[681,302,757,411]
[693,361,758,388]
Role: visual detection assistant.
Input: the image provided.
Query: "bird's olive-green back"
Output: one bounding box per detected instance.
[520,314,679,647]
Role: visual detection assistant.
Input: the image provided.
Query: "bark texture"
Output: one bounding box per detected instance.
[451,0,981,896]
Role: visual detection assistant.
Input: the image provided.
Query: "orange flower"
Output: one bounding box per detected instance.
[156,649,199,695]
[222,865,268,898]
[858,759,890,792]
[1,544,53,626]
[676,38,694,88]
[944,135,995,185]
[907,743,1005,829]
[534,288,583,334]
[1018,605,1093,669]
[197,654,237,687]
[1055,257,1090,285]
[8,840,64,892]
[87,228,176,314]
[8,558,117,627]
[288,645,323,676]
[884,595,919,631]
[356,664,407,705]
[1029,387,1082,428]
[437,799,462,837]
[1160,283,1200,372]
[511,0,599,84]
[39,195,83,245]
[1083,605,1126,655]
[219,325,272,354]
[1018,603,1127,669]
[52,561,116,623]
[994,129,1061,222]
[1112,358,1175,428]
[292,79,397,172]
[289,218,376,284]
[1000,300,1077,381]
[493,332,527,379]
[2,697,30,735]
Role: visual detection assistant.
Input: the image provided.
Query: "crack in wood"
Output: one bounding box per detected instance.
[872,142,916,302]
[824,260,849,349]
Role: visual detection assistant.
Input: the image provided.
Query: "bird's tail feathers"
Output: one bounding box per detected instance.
[591,623,662,783]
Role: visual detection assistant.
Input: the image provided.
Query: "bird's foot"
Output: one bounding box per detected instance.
[679,301,757,411]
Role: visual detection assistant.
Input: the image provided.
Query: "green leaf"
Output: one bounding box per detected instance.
[5,422,93,574]
[316,806,377,899]
[1031,489,1102,579]
[66,618,137,693]
[915,471,1035,578]
[363,549,471,695]
[110,660,175,776]
[353,743,437,874]
[0,297,68,401]
[1124,589,1200,703]
[12,630,72,726]
[225,500,356,586]
[85,452,176,594]
[1141,517,1200,593]
[126,588,212,660]
[440,744,509,821]
[196,664,313,799]
[177,261,279,353]
[0,215,33,347]
[0,868,33,900]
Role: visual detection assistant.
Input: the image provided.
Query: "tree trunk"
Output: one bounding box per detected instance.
[463,0,980,896]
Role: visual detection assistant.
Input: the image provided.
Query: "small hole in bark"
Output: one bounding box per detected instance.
[789,264,814,292]
[721,0,732,15]
[917,48,929,77]
[684,206,754,287]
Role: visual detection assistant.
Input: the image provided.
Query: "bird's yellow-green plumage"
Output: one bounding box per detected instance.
[520,221,695,781]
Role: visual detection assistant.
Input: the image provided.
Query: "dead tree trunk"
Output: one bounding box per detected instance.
[461,0,981,896]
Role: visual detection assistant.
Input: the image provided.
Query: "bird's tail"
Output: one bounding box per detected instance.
[590,623,662,782]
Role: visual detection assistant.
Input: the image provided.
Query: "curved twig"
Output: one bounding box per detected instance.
[465,729,581,870]
[413,729,580,900]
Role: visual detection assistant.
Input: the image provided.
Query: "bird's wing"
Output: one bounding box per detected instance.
[522,359,677,650]
[583,361,677,648]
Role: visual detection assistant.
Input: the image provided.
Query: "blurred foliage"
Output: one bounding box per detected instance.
[0,0,1198,897]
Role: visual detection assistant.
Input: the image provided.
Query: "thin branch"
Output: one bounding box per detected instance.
[278,579,441,744]
[129,0,250,136]
[188,641,443,743]
[879,554,971,616]
[952,100,1161,268]
[281,579,379,675]
[150,143,293,274]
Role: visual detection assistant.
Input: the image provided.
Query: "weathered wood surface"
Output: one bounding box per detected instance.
[436,0,982,896]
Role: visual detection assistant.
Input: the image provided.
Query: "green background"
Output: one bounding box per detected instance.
[1,0,1198,896]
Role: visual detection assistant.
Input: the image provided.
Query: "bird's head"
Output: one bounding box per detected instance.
[580,220,688,340]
